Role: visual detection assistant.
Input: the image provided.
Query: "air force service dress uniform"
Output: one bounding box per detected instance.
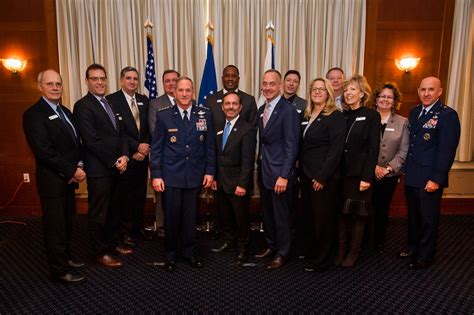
[404,100,460,262]
[150,105,216,261]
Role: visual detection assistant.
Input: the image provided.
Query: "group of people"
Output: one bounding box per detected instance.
[23,63,460,284]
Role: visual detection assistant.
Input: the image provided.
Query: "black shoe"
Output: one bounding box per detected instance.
[123,235,137,248]
[409,260,432,270]
[164,261,177,272]
[399,250,413,258]
[237,251,248,264]
[375,245,384,255]
[304,264,329,273]
[137,229,153,241]
[184,257,203,268]
[211,242,235,253]
[67,260,86,269]
[54,272,85,284]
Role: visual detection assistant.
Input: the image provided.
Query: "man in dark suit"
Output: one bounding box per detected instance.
[205,65,257,131]
[23,69,86,283]
[282,70,306,236]
[73,63,132,269]
[151,77,215,271]
[283,70,306,116]
[210,91,257,263]
[107,67,150,246]
[255,69,300,269]
[149,69,180,233]
[400,76,460,269]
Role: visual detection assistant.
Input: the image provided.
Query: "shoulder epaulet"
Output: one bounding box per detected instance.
[158,105,173,112]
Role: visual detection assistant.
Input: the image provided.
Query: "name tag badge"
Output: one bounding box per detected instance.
[137,102,144,106]
[196,119,207,131]
[301,121,309,125]
[217,130,224,135]
[355,117,366,121]
[217,99,222,103]
[49,114,59,120]
[385,128,395,132]
[168,128,178,133]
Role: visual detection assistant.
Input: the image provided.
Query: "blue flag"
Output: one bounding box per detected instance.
[144,34,158,100]
[198,36,218,107]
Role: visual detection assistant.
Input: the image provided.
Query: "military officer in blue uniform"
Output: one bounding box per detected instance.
[400,76,460,269]
[150,76,215,271]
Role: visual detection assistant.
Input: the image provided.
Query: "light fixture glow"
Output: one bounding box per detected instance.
[395,57,420,73]
[1,58,27,75]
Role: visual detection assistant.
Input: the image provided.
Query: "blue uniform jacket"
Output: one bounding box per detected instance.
[404,100,460,188]
[150,105,216,188]
[257,97,300,190]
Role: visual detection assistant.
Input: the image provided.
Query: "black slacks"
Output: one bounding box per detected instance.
[301,175,338,269]
[216,189,250,252]
[372,175,400,247]
[87,175,124,256]
[121,163,148,236]
[39,184,76,276]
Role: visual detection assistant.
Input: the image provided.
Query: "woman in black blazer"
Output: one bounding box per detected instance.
[336,75,380,268]
[300,78,345,272]
[369,82,409,254]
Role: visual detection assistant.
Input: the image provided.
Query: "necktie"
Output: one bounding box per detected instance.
[263,102,272,128]
[56,105,77,139]
[183,110,189,127]
[222,121,232,149]
[100,98,117,130]
[419,107,428,119]
[130,97,140,132]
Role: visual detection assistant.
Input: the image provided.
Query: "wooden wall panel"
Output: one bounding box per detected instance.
[365,0,455,112]
[0,0,58,215]
[0,0,469,217]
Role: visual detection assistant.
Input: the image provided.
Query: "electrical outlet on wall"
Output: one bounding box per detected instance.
[23,173,30,183]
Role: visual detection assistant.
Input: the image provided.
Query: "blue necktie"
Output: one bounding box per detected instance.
[183,110,189,127]
[222,121,231,149]
[56,105,77,139]
[100,98,117,130]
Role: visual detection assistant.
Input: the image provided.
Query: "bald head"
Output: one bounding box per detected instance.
[38,69,63,104]
[418,76,442,107]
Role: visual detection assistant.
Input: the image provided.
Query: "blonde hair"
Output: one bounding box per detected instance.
[304,78,338,119]
[342,74,372,111]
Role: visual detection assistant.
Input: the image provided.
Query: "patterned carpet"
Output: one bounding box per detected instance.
[0,215,473,313]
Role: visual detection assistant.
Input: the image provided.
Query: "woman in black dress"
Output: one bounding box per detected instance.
[300,78,345,272]
[336,74,380,268]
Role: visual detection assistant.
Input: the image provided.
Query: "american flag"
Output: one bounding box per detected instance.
[144,33,157,100]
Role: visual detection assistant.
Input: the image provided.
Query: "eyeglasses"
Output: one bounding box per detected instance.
[377,95,394,100]
[88,76,107,82]
[42,82,63,88]
[311,87,327,93]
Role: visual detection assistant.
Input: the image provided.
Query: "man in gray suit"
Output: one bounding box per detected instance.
[148,69,180,233]
[283,70,306,117]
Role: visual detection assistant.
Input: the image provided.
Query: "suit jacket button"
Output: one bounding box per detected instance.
[186,157,189,160]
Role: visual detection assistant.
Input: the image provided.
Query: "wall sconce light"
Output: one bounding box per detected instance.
[395,57,420,73]
[1,58,27,76]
